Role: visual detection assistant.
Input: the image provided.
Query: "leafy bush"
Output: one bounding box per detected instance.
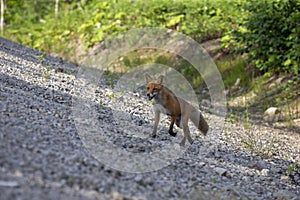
[231,0,300,75]
[2,0,246,60]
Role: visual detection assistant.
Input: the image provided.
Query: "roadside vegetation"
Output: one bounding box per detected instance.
[1,0,299,129]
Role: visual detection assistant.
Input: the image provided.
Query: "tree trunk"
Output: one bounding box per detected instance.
[55,0,59,23]
[0,0,4,35]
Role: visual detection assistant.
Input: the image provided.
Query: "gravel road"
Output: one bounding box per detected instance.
[0,37,299,200]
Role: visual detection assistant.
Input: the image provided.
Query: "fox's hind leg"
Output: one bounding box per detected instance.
[180,114,193,146]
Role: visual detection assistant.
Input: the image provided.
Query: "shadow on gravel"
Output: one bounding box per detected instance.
[0,71,97,199]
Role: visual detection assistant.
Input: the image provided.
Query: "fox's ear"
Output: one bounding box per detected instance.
[145,73,152,83]
[157,75,164,84]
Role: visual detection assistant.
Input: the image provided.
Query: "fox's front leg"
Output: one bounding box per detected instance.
[152,111,160,138]
[168,116,177,137]
[180,115,193,146]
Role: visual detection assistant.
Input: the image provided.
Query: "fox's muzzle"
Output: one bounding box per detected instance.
[147,93,156,100]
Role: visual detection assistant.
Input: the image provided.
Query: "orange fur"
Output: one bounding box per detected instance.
[146,74,209,146]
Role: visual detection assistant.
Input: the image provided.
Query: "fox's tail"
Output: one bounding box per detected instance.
[190,109,209,135]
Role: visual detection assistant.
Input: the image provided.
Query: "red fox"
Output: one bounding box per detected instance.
[145,74,209,146]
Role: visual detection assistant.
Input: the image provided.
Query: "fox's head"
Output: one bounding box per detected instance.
[145,74,164,100]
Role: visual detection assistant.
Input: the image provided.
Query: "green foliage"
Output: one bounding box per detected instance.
[42,72,50,79]
[286,164,300,176]
[231,0,300,75]
[36,54,46,63]
[3,0,246,60]
[3,0,299,79]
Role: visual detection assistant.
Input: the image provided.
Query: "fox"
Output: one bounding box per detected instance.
[145,74,209,146]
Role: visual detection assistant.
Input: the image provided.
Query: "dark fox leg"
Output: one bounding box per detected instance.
[168,116,177,137]
[175,115,181,128]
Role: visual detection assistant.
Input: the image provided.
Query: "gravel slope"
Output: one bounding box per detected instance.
[0,37,299,200]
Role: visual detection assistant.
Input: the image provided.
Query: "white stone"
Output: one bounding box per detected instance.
[214,167,227,176]
[234,78,240,86]
[275,77,284,85]
[261,169,269,176]
[263,107,279,122]
[0,180,19,187]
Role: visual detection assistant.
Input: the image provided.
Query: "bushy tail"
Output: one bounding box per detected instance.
[190,109,209,135]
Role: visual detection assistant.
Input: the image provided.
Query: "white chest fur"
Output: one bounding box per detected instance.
[152,90,171,115]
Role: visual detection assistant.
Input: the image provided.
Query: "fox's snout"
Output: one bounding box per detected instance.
[147,92,157,100]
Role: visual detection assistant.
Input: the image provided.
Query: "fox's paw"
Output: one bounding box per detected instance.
[175,122,182,128]
[188,139,194,145]
[168,130,177,137]
[151,134,157,138]
[179,140,186,146]
[179,138,186,146]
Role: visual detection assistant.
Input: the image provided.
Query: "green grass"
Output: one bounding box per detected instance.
[45,66,52,71]
[42,72,50,79]
[216,56,250,88]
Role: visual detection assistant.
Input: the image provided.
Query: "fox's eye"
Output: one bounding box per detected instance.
[147,87,149,90]
[153,88,156,91]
